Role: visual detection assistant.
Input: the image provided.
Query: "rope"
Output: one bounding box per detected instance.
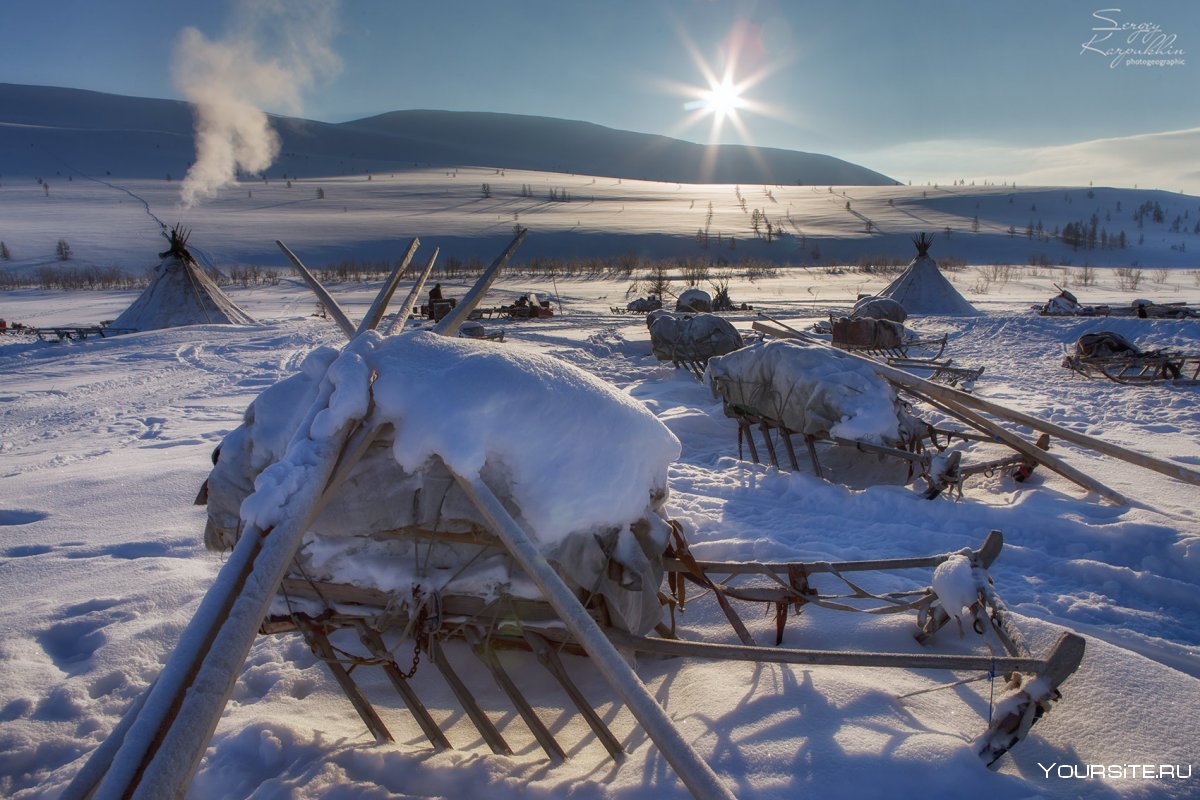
[988,658,997,724]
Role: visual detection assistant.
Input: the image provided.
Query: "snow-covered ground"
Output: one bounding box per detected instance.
[2,258,1199,798]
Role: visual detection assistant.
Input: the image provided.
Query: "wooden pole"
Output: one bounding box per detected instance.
[605,629,1046,672]
[382,247,439,336]
[453,470,737,800]
[276,240,356,339]
[88,415,389,799]
[356,238,419,336]
[433,230,526,336]
[906,387,1128,504]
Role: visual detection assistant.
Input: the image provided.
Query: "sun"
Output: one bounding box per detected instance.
[700,77,745,120]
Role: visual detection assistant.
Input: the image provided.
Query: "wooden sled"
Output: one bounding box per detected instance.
[753,318,1200,506]
[715,401,1039,499]
[254,528,1082,772]
[1063,351,1200,385]
[33,326,136,342]
[830,315,949,362]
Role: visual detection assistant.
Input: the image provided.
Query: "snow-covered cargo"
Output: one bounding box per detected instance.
[850,294,907,323]
[647,311,743,366]
[675,288,712,312]
[204,330,681,634]
[706,338,923,445]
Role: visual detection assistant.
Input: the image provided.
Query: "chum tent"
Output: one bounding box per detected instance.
[113,226,256,331]
[879,233,978,316]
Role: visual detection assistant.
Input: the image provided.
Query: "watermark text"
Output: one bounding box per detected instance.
[1081,8,1186,68]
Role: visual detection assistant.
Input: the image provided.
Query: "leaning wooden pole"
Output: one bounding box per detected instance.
[356,238,420,336]
[77,407,389,799]
[753,319,1200,492]
[277,240,357,339]
[904,385,1129,504]
[433,229,527,336]
[453,470,737,800]
[382,247,439,336]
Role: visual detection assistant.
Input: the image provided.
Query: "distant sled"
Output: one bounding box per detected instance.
[1062,331,1200,385]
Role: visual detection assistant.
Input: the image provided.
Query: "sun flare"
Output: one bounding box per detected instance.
[701,78,745,119]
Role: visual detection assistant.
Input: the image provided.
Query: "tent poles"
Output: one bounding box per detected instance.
[356,238,420,336]
[276,240,357,338]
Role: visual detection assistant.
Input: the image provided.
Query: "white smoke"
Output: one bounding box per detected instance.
[173,0,340,208]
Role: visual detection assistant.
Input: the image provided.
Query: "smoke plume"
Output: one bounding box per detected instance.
[173,0,340,208]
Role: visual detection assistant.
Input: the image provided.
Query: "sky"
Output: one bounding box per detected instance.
[2,0,1198,191]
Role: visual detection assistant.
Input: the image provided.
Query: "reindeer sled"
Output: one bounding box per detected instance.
[648,310,744,379]
[1062,331,1200,385]
[744,318,1200,508]
[707,333,1032,499]
[69,233,1165,800]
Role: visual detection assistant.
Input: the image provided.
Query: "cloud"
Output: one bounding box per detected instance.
[173,0,341,209]
[858,128,1200,195]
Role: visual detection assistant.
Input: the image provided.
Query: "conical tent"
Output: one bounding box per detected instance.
[880,234,977,315]
[113,227,256,331]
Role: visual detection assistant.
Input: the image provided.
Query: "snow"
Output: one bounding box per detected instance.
[368,331,679,545]
[707,338,918,444]
[2,188,1200,798]
[930,554,981,632]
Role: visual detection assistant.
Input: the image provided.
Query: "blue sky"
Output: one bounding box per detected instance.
[2,0,1197,189]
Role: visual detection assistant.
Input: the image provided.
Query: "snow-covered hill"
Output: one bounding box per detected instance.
[0,83,896,186]
[1,165,1197,274]
[1,84,1196,272]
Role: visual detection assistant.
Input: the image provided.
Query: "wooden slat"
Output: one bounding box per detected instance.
[356,238,419,336]
[297,618,393,744]
[605,629,1048,673]
[356,624,452,752]
[432,230,526,336]
[663,529,1004,575]
[382,247,440,336]
[276,240,357,338]
[466,628,565,761]
[524,632,625,762]
[427,637,512,756]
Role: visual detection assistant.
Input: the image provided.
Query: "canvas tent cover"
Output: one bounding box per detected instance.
[648,311,743,363]
[706,339,923,445]
[880,256,977,315]
[114,247,256,330]
[203,331,681,635]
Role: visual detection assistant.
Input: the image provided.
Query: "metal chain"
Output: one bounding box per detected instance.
[399,604,429,679]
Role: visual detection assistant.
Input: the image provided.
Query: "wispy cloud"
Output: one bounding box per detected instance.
[859,128,1200,195]
[173,0,341,209]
